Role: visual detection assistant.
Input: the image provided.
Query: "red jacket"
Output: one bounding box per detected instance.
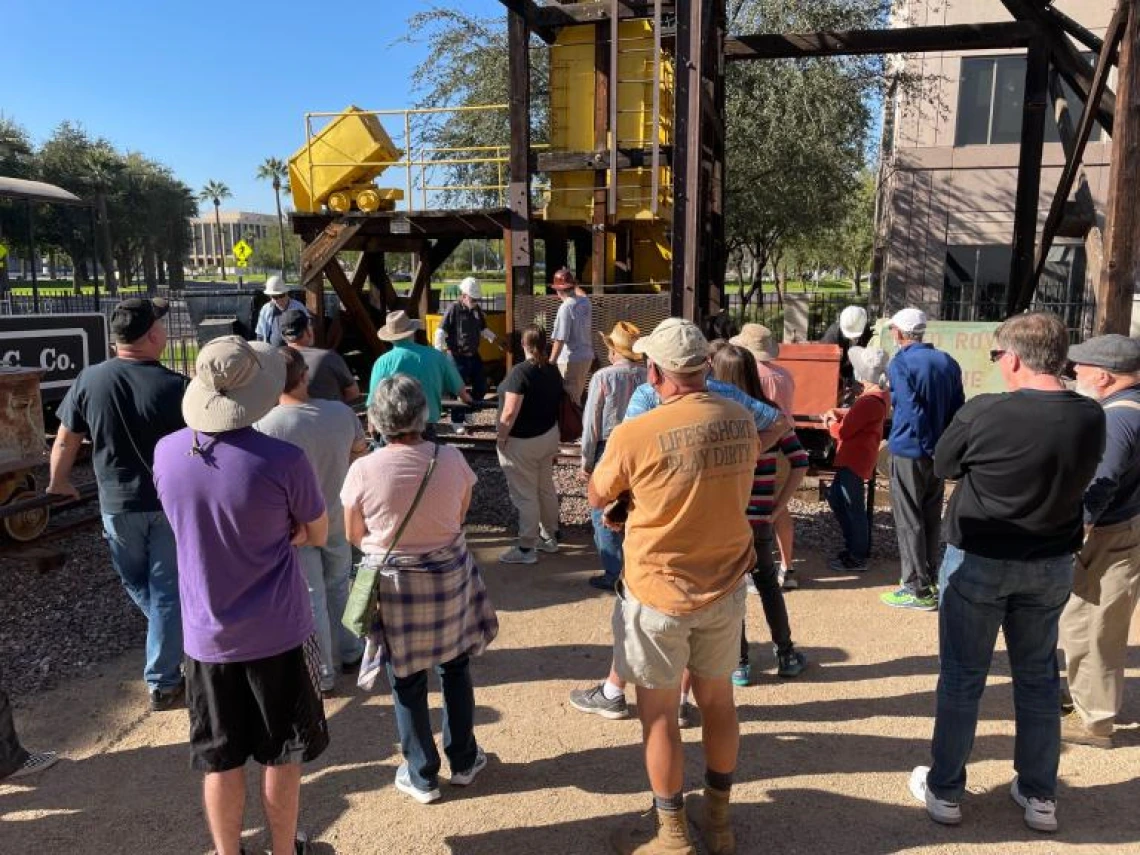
[830,388,890,481]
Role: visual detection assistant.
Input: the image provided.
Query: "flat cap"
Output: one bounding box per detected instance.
[1067,334,1140,373]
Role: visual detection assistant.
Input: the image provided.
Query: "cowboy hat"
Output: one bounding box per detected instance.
[599,321,642,361]
[377,309,423,342]
[182,337,286,433]
[730,323,780,362]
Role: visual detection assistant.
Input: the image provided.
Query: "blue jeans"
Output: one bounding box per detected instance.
[588,440,624,581]
[827,467,869,563]
[452,353,487,404]
[387,655,478,790]
[927,544,1073,802]
[298,529,364,691]
[102,511,183,690]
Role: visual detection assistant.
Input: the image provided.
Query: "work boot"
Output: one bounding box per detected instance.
[687,786,735,855]
[611,806,695,855]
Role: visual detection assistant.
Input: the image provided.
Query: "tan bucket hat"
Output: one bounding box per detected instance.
[730,323,780,362]
[182,336,286,433]
[377,310,423,342]
[600,321,642,361]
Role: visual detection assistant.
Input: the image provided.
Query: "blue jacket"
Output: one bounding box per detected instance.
[1085,385,1140,527]
[887,343,964,459]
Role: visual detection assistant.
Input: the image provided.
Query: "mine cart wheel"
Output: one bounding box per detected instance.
[2,474,49,543]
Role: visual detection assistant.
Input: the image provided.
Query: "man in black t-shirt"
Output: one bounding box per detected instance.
[907,312,1105,834]
[48,298,189,711]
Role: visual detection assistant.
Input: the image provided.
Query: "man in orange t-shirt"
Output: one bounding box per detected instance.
[590,318,759,855]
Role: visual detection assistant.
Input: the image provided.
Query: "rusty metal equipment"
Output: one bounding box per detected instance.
[0,368,50,542]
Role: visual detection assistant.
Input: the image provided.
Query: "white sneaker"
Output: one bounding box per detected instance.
[499,546,537,565]
[1010,776,1057,832]
[450,747,488,786]
[536,535,559,554]
[395,763,441,804]
[909,765,961,825]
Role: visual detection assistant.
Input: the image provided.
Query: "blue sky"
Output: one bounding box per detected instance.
[3,0,504,213]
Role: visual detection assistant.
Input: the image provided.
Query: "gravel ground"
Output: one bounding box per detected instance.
[1,422,897,699]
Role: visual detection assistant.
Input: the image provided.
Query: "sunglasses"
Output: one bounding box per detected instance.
[988,349,1007,363]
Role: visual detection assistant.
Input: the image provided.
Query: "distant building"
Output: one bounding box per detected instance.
[188,211,278,273]
[876,0,1113,333]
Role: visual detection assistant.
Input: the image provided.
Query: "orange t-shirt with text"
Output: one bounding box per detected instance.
[592,392,759,615]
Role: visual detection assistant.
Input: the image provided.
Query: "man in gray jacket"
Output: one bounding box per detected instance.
[1060,334,1140,749]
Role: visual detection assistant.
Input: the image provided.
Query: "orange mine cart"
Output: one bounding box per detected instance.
[0,368,49,541]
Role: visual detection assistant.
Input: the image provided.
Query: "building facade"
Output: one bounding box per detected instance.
[877,0,1114,333]
[188,210,278,273]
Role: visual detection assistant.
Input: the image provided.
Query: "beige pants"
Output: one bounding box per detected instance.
[558,360,591,405]
[1060,515,1140,735]
[497,425,561,549]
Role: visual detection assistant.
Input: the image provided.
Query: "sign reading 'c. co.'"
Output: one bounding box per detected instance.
[0,314,109,404]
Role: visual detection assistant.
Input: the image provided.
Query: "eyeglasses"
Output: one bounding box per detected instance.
[988,349,1007,363]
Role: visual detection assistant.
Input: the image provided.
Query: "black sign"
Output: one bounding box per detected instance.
[0,314,109,404]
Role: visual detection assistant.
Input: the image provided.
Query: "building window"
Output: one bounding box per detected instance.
[955,56,1105,147]
[943,243,1089,327]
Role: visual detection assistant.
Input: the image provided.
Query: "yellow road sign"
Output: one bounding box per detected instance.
[233,239,253,262]
[236,259,249,268]
[0,244,8,262]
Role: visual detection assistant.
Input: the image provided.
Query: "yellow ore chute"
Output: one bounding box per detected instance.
[289,106,405,214]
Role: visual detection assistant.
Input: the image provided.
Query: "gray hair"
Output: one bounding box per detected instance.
[369,374,429,439]
[850,346,889,387]
[995,311,1069,376]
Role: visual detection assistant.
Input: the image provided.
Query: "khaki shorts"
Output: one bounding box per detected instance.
[612,579,748,689]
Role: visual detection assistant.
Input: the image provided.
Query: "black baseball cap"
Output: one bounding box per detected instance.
[280,308,311,341]
[110,298,169,344]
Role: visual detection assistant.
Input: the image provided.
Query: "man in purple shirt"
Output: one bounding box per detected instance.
[154,336,329,855]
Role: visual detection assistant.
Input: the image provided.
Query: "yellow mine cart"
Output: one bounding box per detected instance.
[289,106,405,213]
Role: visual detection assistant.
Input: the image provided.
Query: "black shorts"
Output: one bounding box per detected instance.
[186,636,329,773]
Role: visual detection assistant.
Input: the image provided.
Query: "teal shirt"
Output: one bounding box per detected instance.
[367,340,465,423]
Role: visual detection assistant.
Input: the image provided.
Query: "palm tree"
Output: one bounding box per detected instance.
[198,180,232,280]
[256,157,290,277]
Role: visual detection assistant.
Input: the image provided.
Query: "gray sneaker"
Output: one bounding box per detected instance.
[569,684,630,720]
[536,535,559,554]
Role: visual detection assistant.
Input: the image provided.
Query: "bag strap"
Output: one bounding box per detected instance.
[1105,400,1140,413]
[379,442,439,564]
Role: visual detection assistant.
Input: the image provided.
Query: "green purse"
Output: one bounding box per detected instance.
[342,443,439,638]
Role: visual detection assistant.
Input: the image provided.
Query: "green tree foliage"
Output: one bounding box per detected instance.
[3,119,197,293]
[403,5,549,208]
[256,157,290,274]
[249,222,302,277]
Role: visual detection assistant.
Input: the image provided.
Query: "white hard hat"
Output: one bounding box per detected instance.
[263,275,290,296]
[459,277,481,300]
[839,305,868,340]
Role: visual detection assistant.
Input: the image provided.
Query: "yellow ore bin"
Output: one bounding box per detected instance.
[289,106,404,213]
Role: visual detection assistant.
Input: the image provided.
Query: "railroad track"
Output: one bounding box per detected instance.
[438,431,584,466]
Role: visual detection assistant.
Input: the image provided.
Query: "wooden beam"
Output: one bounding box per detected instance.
[592,19,610,294]
[535,146,673,172]
[324,258,383,357]
[1016,7,1127,313]
[494,0,556,43]
[671,0,699,317]
[1007,35,1050,316]
[1096,4,1140,336]
[506,9,534,350]
[406,237,462,318]
[534,1,676,29]
[725,21,1035,60]
[298,219,364,289]
[1040,4,1110,59]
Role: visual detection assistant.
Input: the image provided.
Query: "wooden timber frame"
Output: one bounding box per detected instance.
[296,0,1138,356]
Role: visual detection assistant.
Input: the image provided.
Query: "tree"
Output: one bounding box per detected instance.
[256,157,289,275]
[0,117,36,293]
[199,180,231,280]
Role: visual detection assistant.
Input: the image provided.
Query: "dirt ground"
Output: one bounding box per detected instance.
[2,531,1139,855]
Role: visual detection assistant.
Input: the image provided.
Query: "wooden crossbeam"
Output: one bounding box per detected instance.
[535,146,673,172]
[725,22,1035,60]
[323,258,382,357]
[494,0,557,43]
[533,1,676,29]
[298,219,363,289]
[1013,5,1127,314]
[406,237,462,318]
[1040,4,1111,59]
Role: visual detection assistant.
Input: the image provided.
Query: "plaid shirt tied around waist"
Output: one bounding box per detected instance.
[357,534,499,685]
